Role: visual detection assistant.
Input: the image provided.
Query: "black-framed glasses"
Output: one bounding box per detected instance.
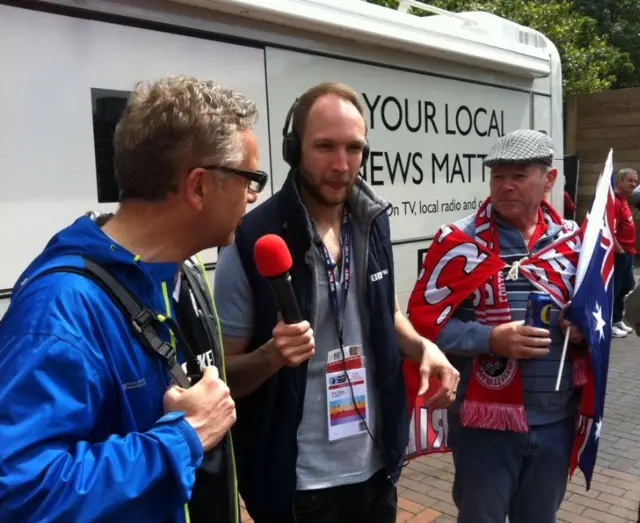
[203,165,268,194]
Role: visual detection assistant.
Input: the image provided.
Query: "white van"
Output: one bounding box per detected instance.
[0,0,565,317]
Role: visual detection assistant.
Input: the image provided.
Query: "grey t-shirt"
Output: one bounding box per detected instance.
[214,238,384,491]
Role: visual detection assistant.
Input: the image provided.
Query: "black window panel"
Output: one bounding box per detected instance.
[92,88,130,203]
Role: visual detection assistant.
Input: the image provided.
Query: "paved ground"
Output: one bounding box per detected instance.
[395,330,640,523]
[240,331,640,523]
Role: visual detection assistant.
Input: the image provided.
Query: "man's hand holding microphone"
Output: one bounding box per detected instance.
[269,319,316,368]
[255,234,316,370]
[163,232,316,451]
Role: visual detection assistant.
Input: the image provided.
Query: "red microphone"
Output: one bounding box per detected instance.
[254,234,303,324]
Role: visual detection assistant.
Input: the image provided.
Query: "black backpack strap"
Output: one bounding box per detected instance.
[24,258,193,389]
[180,266,220,357]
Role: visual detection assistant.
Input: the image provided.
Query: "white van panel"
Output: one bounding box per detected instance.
[35,0,548,93]
[0,300,9,319]
[393,240,433,313]
[533,94,552,136]
[533,94,564,188]
[265,47,532,245]
[531,94,565,198]
[0,4,271,292]
[0,2,559,314]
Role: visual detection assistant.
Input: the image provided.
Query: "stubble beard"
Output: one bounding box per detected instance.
[298,169,350,207]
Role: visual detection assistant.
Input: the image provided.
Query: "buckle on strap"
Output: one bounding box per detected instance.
[156,342,177,368]
[131,308,155,334]
[131,308,177,366]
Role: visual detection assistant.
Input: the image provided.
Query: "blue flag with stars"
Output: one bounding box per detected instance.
[564,149,616,488]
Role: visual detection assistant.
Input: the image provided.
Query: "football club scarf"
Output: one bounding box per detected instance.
[406,196,583,436]
[404,221,505,455]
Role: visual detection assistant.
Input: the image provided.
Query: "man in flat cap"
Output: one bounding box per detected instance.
[407,129,585,523]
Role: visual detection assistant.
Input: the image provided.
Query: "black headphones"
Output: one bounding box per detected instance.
[281,97,370,169]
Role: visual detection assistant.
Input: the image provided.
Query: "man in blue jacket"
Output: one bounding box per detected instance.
[0,76,265,522]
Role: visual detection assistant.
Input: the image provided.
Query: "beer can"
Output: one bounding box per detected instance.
[525,291,552,327]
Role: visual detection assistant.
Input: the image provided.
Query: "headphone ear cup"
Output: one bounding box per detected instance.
[282,133,293,168]
[361,143,370,168]
[282,132,300,168]
[282,98,300,169]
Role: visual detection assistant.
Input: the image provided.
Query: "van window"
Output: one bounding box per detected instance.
[92,88,130,203]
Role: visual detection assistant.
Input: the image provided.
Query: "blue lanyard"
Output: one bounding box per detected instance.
[317,210,351,347]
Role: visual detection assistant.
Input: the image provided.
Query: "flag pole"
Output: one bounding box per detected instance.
[555,326,571,392]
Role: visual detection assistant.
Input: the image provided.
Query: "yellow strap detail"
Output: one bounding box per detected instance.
[160,280,191,523]
[194,254,240,523]
[160,282,176,349]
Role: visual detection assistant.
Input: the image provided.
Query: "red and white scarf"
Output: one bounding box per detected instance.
[406,196,585,434]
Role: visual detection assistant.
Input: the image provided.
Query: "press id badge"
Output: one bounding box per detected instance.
[325,345,369,442]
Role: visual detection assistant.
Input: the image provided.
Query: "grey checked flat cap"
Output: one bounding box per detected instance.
[483,129,554,167]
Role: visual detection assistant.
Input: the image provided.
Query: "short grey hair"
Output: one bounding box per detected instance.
[532,162,552,175]
[114,75,258,201]
[616,167,638,183]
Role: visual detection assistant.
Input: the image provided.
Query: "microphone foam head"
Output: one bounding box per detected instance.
[253,234,293,278]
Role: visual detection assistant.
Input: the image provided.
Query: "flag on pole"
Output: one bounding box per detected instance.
[563,149,616,488]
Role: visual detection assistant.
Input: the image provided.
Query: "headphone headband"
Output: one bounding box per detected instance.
[282,97,298,139]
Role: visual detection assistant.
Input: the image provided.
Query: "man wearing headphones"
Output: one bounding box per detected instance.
[213,81,459,523]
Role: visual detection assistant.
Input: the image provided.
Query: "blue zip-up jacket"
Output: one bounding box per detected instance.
[0,216,203,522]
